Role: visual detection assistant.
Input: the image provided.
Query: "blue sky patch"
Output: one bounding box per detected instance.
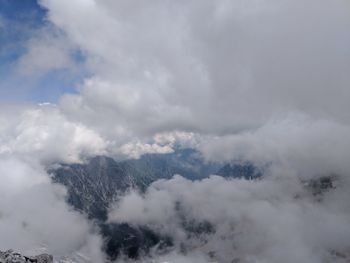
[0,0,83,103]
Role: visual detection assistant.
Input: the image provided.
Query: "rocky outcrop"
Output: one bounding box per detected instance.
[0,250,53,263]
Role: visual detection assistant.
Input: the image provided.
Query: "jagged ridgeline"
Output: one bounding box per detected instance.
[49,149,260,260]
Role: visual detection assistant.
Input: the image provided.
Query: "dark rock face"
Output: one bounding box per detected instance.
[216,163,262,180]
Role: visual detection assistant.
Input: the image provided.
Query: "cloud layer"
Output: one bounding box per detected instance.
[110,175,350,263]
[38,0,350,139]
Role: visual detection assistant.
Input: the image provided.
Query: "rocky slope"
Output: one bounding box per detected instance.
[0,250,53,263]
[50,149,223,220]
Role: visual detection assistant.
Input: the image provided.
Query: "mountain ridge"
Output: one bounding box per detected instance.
[49,148,262,260]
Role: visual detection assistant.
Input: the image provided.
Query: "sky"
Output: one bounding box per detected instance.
[0,0,80,102]
[1,0,350,262]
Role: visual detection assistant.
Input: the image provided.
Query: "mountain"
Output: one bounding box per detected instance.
[123,148,221,181]
[50,149,221,221]
[49,148,260,260]
[51,155,144,221]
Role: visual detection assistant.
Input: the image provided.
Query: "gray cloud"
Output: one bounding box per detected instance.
[16,26,78,77]
[198,113,350,178]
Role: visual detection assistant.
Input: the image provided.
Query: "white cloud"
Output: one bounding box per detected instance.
[31,0,350,163]
[37,0,350,140]
[0,104,106,261]
[117,142,173,159]
[0,104,107,164]
[0,156,105,262]
[110,175,350,263]
[116,131,196,159]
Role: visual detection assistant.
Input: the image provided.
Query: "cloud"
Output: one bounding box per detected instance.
[198,113,350,179]
[109,175,350,263]
[16,26,78,77]
[116,131,197,159]
[14,0,344,161]
[0,156,105,262]
[0,103,107,261]
[0,103,107,164]
[36,0,350,141]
